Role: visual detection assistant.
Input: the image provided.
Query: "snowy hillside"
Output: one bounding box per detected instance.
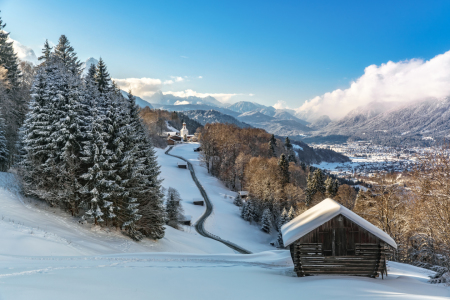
[0,148,449,299]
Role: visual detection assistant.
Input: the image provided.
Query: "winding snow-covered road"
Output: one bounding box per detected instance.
[165,146,252,254]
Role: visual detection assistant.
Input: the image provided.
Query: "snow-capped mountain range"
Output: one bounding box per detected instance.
[81,56,450,145]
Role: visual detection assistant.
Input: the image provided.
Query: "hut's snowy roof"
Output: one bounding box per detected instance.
[281,198,397,249]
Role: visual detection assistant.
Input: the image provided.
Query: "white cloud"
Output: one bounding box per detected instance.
[198,76,203,79]
[249,93,255,97]
[164,89,239,103]
[273,100,288,110]
[113,77,162,97]
[295,50,450,120]
[8,37,38,65]
[174,100,190,105]
[170,76,184,82]
[163,80,174,85]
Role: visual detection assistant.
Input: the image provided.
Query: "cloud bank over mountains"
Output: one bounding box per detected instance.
[295,50,450,121]
[9,37,38,65]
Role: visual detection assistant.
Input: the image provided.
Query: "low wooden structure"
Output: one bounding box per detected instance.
[177,162,187,169]
[238,191,249,199]
[167,135,182,146]
[281,199,397,278]
[181,215,192,226]
[193,200,204,206]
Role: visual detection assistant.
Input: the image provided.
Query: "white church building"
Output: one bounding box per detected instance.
[166,122,195,145]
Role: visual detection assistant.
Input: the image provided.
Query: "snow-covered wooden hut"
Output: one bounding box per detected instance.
[281,198,397,278]
[177,162,187,169]
[238,191,249,199]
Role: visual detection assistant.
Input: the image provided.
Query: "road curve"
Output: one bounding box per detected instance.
[165,146,252,254]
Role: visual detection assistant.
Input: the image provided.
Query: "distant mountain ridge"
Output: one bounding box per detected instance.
[148,91,224,107]
[309,97,450,145]
[181,110,251,128]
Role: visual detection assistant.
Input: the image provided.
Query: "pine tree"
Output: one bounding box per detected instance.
[333,179,340,197]
[305,173,314,206]
[95,58,111,94]
[260,208,272,233]
[287,206,295,221]
[165,187,184,228]
[248,199,258,223]
[233,194,243,206]
[241,200,249,220]
[0,13,26,168]
[0,15,21,88]
[312,169,326,195]
[278,154,290,186]
[38,39,53,63]
[0,115,8,171]
[268,134,276,157]
[119,90,165,239]
[284,137,292,150]
[53,35,82,74]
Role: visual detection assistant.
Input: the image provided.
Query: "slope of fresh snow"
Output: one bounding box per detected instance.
[165,121,179,133]
[0,172,232,255]
[0,251,449,300]
[0,151,449,299]
[281,198,397,248]
[169,143,277,253]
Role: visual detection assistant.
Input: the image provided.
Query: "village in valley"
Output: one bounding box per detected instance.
[311,141,429,179]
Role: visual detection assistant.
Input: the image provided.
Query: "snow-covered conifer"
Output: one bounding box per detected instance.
[268,134,276,157]
[233,194,243,206]
[260,208,272,233]
[53,35,82,74]
[278,154,290,186]
[165,187,184,229]
[0,115,8,171]
[38,39,53,64]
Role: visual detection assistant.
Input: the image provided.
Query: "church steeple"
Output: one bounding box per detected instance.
[180,121,189,141]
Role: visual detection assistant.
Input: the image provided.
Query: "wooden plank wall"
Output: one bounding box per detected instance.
[290,214,388,277]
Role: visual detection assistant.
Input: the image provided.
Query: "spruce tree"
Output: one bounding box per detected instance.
[121,91,165,239]
[233,194,243,206]
[305,173,314,206]
[278,154,290,186]
[53,35,82,74]
[287,206,295,221]
[38,39,53,63]
[241,201,249,220]
[285,137,292,150]
[0,115,8,171]
[325,176,339,198]
[165,187,184,228]
[312,169,326,195]
[260,208,272,233]
[0,15,21,88]
[95,58,111,94]
[0,13,25,167]
[268,134,276,157]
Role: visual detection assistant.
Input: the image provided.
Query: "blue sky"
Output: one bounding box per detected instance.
[2,0,450,110]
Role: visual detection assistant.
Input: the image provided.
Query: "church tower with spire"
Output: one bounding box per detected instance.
[180,121,189,141]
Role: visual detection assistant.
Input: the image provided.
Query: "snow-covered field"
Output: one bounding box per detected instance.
[0,144,449,299]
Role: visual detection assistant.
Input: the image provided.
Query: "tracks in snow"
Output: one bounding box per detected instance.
[165,146,252,254]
